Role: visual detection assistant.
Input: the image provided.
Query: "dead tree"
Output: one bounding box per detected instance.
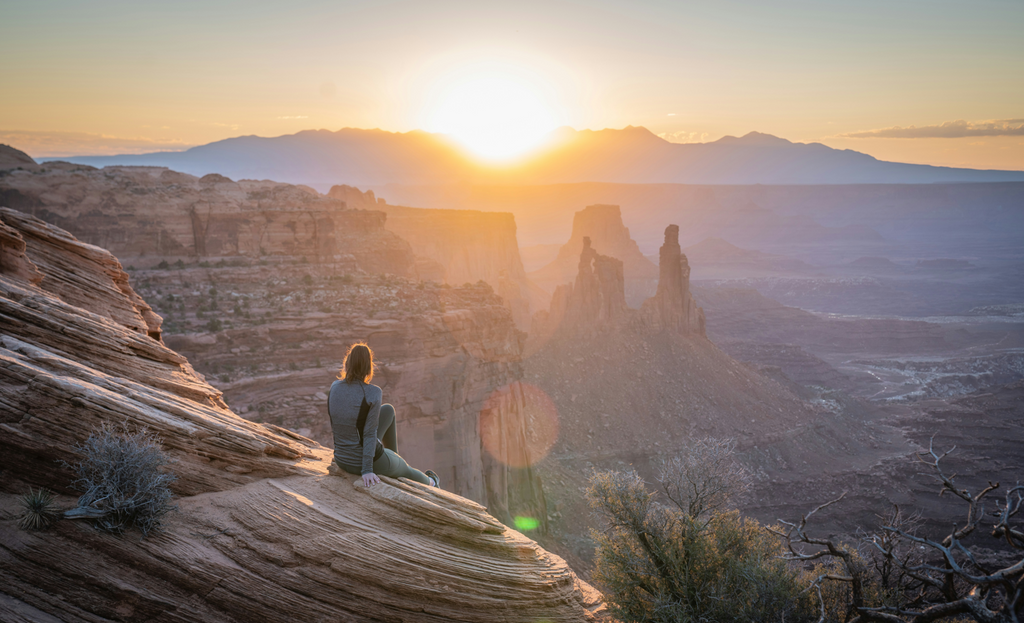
[773,437,1024,623]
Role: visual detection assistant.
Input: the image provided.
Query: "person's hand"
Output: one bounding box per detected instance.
[362,472,381,487]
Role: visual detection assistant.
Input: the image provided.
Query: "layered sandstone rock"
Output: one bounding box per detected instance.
[0,207,607,622]
[368,200,544,329]
[529,204,658,306]
[0,163,415,277]
[521,222,843,570]
[0,145,40,172]
[640,225,706,336]
[1,161,552,523]
[529,237,628,346]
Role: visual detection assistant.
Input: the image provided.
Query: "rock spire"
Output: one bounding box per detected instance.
[641,225,706,336]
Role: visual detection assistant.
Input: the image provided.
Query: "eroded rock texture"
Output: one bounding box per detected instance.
[0,207,606,622]
[529,204,658,307]
[640,225,706,336]
[1,159,552,527]
[530,237,628,346]
[371,200,543,329]
[0,163,415,276]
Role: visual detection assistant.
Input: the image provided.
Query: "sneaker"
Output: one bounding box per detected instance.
[424,470,440,488]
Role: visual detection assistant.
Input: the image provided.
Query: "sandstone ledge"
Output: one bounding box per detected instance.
[0,206,607,622]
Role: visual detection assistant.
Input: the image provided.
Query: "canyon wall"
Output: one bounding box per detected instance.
[0,207,606,622]
[528,204,658,307]
[338,187,542,329]
[0,160,549,524]
[0,163,416,276]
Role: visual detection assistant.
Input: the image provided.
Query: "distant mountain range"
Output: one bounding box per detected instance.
[42,126,1024,186]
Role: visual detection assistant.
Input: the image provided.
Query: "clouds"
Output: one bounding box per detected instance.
[658,130,709,144]
[839,119,1024,139]
[0,130,193,158]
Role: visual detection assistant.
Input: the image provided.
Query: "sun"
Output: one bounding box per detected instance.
[425,71,561,162]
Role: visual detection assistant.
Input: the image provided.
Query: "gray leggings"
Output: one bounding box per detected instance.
[344,404,432,486]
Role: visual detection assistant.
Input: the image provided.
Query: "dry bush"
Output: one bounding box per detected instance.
[657,436,751,522]
[586,443,815,623]
[67,423,177,537]
[774,438,1024,622]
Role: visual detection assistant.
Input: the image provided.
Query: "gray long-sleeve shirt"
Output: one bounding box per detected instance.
[328,380,383,474]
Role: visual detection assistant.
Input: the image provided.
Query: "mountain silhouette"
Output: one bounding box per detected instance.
[43,126,1024,187]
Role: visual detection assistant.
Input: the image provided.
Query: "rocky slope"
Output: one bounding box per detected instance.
[326,184,542,329]
[0,157,555,523]
[520,223,885,569]
[0,207,607,622]
[0,160,416,277]
[140,260,547,524]
[529,204,658,307]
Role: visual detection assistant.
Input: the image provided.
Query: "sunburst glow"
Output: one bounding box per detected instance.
[425,71,560,162]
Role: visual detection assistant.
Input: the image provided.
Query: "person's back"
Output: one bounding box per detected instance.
[328,379,383,475]
[327,342,439,489]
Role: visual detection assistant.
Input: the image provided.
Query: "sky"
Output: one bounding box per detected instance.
[2,0,1022,169]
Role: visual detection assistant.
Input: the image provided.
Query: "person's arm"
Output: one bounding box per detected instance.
[360,392,381,476]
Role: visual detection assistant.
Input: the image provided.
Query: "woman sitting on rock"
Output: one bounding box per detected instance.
[328,342,440,488]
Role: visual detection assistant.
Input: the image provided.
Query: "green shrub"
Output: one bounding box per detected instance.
[586,468,815,623]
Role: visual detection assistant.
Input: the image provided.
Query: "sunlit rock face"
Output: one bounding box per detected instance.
[0,207,607,622]
[529,204,658,307]
[530,237,629,346]
[0,163,552,525]
[640,224,706,336]
[530,226,703,344]
[0,164,416,276]
[370,199,542,330]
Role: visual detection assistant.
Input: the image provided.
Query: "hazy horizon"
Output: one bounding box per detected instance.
[3,0,1022,170]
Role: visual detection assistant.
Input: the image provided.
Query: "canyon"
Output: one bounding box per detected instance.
[4,145,1022,590]
[0,206,607,622]
[0,151,546,526]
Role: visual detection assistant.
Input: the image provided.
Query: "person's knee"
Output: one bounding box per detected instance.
[380,403,395,419]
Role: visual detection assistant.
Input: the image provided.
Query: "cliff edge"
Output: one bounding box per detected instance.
[0,207,607,622]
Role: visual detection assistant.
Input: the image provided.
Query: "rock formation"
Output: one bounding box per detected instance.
[1,160,555,524]
[0,162,415,277]
[529,204,658,306]
[640,225,706,336]
[0,206,607,622]
[530,237,628,346]
[0,144,40,172]
[531,225,703,344]
[520,221,845,571]
[366,199,544,329]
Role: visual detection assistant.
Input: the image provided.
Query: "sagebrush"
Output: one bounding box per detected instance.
[68,423,177,536]
[586,467,815,623]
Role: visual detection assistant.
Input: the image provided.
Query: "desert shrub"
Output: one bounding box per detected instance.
[659,436,751,522]
[586,467,815,623]
[68,423,177,536]
[18,487,62,531]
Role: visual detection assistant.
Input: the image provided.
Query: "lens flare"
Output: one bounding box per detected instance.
[479,382,559,468]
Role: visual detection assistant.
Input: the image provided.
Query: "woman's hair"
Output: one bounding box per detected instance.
[339,342,374,383]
